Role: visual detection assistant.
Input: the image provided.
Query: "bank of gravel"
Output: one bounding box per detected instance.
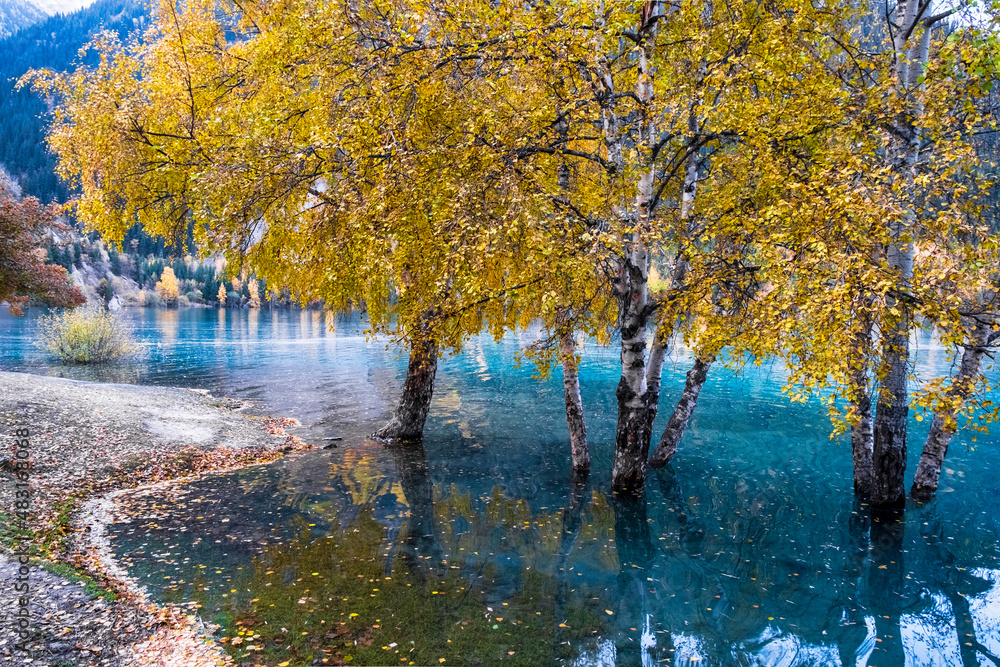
[0,371,313,666]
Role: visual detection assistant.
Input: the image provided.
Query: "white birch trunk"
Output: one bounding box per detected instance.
[848,313,875,498]
[611,4,662,494]
[553,103,590,474]
[560,327,590,473]
[871,0,927,509]
[648,107,707,468]
[649,355,714,468]
[850,361,875,498]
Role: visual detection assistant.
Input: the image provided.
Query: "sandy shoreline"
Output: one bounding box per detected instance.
[0,371,314,666]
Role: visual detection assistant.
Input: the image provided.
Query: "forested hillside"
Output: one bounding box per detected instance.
[0,0,145,201]
[0,0,46,38]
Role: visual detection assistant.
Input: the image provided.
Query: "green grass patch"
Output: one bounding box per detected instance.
[40,560,117,602]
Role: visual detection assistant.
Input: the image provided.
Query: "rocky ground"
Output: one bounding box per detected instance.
[0,371,313,666]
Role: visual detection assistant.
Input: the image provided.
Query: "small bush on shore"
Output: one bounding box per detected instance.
[36,307,140,363]
[143,289,160,307]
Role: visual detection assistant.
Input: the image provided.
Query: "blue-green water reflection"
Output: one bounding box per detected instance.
[2,308,999,665]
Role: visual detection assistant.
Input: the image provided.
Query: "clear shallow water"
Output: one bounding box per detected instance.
[3,308,1000,666]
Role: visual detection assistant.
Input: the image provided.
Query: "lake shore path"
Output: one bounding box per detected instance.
[0,370,314,666]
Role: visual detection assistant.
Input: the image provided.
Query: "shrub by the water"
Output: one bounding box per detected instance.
[142,290,160,308]
[36,307,140,363]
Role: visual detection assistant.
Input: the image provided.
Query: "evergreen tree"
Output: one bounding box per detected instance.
[0,0,147,202]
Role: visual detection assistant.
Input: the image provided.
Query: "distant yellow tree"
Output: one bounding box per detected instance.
[155,266,179,306]
[248,279,260,308]
[217,283,227,307]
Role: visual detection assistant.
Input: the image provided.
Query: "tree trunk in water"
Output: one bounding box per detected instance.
[868,0,949,510]
[871,322,909,510]
[911,327,990,498]
[373,339,438,442]
[645,97,704,473]
[871,147,914,509]
[560,328,590,473]
[613,336,666,494]
[613,378,657,494]
[648,356,713,468]
[848,309,875,498]
[848,327,874,499]
[869,0,929,511]
[850,393,874,499]
[610,5,661,496]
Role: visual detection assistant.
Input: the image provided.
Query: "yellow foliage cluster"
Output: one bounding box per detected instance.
[24,0,1000,444]
[155,266,179,305]
[248,279,261,308]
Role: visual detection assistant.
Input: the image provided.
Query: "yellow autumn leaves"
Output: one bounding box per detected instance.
[22,0,1000,452]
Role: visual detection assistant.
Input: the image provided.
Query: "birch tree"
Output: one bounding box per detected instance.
[30,0,561,442]
[776,2,1000,508]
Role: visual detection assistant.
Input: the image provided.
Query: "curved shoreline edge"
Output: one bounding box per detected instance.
[0,370,315,666]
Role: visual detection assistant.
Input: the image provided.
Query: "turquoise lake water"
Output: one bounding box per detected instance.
[2,307,999,666]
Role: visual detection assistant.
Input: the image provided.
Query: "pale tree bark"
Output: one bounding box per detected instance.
[373,336,438,442]
[678,108,701,225]
[849,314,875,499]
[911,325,996,498]
[609,2,663,494]
[553,101,590,474]
[613,251,657,493]
[560,325,590,473]
[871,210,914,510]
[648,107,708,469]
[649,355,714,468]
[850,379,875,498]
[871,0,933,509]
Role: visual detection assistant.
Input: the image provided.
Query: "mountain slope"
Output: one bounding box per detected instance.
[0,0,147,202]
[0,0,97,39]
[0,0,47,38]
[32,1,97,15]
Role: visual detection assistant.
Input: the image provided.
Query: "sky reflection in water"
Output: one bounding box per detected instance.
[2,307,999,666]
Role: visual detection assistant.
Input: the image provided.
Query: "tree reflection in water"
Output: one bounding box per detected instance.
[106,442,1000,666]
[386,442,445,582]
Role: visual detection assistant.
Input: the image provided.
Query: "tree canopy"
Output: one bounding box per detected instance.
[0,181,85,314]
[27,0,1000,504]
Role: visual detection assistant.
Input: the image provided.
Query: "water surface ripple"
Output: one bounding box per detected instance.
[3,308,999,666]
